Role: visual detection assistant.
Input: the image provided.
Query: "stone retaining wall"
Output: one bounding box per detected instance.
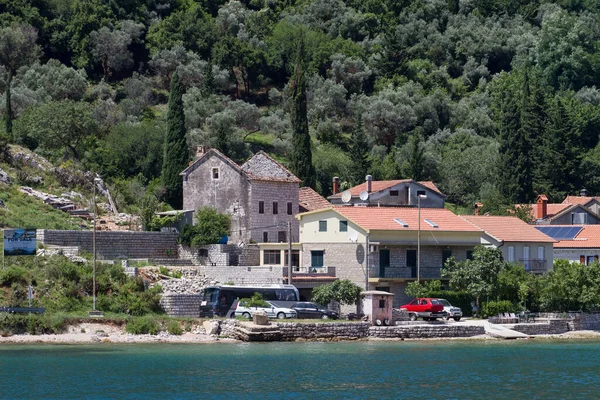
[198,265,285,285]
[276,322,370,340]
[179,244,260,267]
[370,325,485,339]
[38,230,179,260]
[160,294,202,317]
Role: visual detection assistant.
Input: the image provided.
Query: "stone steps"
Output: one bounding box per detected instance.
[230,324,282,341]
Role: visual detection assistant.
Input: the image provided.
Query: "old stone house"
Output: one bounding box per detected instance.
[181,147,301,246]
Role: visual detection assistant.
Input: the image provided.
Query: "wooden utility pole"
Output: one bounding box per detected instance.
[288,221,293,285]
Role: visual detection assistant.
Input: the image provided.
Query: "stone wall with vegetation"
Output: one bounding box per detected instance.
[38,230,179,260]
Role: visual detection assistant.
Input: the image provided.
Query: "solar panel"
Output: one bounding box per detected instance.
[535,226,583,240]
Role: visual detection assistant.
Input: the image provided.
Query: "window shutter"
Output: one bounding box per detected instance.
[580,255,586,264]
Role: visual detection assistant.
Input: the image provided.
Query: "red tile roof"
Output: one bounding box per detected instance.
[554,225,600,248]
[562,196,600,205]
[461,215,555,243]
[519,203,571,220]
[331,207,481,232]
[298,187,330,212]
[329,179,444,198]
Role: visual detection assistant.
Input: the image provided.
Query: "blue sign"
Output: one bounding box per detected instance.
[4,229,37,256]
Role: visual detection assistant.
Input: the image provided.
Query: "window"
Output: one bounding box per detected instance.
[339,220,348,232]
[311,250,324,268]
[287,202,293,215]
[273,202,278,214]
[211,168,219,180]
[466,250,474,260]
[259,201,264,214]
[389,190,399,196]
[417,190,426,196]
[264,250,281,265]
[507,246,515,262]
[537,246,545,260]
[442,250,452,267]
[587,256,595,265]
[580,255,586,264]
[379,299,386,308]
[278,231,286,243]
[406,250,417,267]
[263,232,268,242]
[319,220,327,232]
[284,250,300,268]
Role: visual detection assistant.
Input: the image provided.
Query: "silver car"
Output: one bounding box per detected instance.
[438,299,463,321]
[234,300,297,319]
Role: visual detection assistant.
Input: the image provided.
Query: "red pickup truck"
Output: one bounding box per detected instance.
[400,298,446,321]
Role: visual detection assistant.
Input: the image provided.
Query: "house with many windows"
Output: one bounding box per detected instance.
[294,207,482,306]
[181,147,300,245]
[461,216,555,273]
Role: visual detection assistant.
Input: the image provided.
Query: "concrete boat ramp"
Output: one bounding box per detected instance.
[485,323,531,339]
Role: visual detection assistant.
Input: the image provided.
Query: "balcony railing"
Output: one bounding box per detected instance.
[520,259,547,272]
[369,266,442,280]
[284,266,336,277]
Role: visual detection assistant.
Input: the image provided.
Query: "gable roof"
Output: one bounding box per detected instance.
[461,215,555,243]
[329,179,445,199]
[298,187,330,212]
[518,203,570,220]
[240,151,301,183]
[562,196,600,206]
[180,148,245,177]
[554,225,600,249]
[299,207,481,233]
[550,203,600,222]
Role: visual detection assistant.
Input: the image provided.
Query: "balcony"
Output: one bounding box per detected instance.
[520,259,547,273]
[284,266,337,278]
[369,266,442,281]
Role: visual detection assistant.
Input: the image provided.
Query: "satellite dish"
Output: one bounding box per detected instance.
[341,190,352,203]
[359,191,369,201]
[349,230,359,242]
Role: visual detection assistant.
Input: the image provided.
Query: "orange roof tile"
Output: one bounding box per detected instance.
[554,225,600,248]
[298,187,330,212]
[330,179,444,198]
[519,203,571,220]
[461,215,555,243]
[332,207,481,232]
[562,196,600,205]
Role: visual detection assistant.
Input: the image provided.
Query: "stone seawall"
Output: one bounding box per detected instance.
[277,322,370,340]
[370,325,485,339]
[509,320,571,335]
[38,230,179,260]
[160,294,202,318]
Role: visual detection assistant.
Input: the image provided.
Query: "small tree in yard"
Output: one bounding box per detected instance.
[179,207,231,247]
[311,280,362,307]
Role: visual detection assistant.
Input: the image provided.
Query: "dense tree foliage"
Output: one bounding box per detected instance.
[1,0,600,209]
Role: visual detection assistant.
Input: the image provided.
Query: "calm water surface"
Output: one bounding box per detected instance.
[1,340,599,399]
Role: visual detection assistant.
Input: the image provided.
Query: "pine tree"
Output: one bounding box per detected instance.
[289,32,316,189]
[162,71,189,209]
[407,131,425,181]
[349,114,370,185]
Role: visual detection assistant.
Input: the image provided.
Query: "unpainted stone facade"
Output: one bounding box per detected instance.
[181,150,300,246]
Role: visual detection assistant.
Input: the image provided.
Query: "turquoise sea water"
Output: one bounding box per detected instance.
[1,340,599,399]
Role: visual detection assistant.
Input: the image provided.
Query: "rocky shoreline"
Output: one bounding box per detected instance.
[1,320,599,345]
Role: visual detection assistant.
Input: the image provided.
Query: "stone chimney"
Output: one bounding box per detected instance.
[580,188,589,197]
[366,175,373,193]
[196,146,210,159]
[536,194,548,219]
[332,177,340,195]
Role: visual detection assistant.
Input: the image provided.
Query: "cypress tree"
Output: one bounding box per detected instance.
[202,59,214,96]
[407,131,425,181]
[5,72,11,135]
[349,114,370,185]
[498,86,522,203]
[289,32,316,189]
[162,71,188,209]
[214,122,230,157]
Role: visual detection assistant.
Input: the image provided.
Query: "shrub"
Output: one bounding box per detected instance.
[239,292,270,308]
[126,317,159,335]
[167,320,183,335]
[0,267,29,287]
[482,300,515,318]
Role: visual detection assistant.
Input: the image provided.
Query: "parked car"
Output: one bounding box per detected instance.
[437,299,463,321]
[400,298,446,321]
[291,302,339,319]
[235,300,297,319]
